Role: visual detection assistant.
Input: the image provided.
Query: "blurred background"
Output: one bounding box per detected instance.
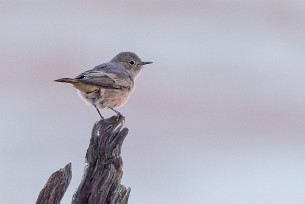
[0,0,304,203]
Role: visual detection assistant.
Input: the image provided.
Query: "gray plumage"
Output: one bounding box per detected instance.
[55,52,152,119]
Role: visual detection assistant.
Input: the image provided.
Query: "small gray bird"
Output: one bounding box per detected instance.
[55,52,152,119]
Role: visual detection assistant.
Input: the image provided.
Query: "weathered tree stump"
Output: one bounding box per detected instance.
[36,163,72,204]
[72,116,130,204]
[36,116,130,204]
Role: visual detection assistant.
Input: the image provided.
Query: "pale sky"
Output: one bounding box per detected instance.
[0,1,304,204]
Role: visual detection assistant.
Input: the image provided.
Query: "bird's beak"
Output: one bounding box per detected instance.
[141,61,153,65]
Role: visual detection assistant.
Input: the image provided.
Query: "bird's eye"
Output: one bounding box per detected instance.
[129,60,135,65]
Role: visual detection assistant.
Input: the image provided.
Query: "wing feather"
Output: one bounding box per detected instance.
[74,63,132,89]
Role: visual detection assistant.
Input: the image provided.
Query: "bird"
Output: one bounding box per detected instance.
[55,52,153,119]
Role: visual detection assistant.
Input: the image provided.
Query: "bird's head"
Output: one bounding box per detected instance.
[110,52,153,78]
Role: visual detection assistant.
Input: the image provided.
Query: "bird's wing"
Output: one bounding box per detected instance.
[74,63,132,89]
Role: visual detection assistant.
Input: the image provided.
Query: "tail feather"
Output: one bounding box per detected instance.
[54,78,78,84]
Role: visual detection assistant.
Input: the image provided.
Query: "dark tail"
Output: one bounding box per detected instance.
[54,78,78,84]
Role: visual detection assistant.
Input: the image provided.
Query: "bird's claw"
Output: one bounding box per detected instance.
[109,108,125,122]
[116,113,125,123]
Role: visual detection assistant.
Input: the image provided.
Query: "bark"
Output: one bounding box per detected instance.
[72,116,130,204]
[36,163,72,204]
[36,116,130,204]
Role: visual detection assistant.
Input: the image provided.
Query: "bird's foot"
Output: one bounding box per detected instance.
[117,112,125,122]
[110,108,125,122]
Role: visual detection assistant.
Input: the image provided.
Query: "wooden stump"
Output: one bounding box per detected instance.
[36,116,130,204]
[36,163,72,204]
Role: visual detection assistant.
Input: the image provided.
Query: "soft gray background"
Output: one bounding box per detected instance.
[0,1,304,203]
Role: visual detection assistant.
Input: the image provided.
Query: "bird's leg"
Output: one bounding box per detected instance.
[94,105,104,120]
[110,108,125,119]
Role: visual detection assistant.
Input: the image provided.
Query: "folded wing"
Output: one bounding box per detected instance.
[74,63,133,89]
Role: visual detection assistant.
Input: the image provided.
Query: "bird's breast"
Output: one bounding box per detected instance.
[100,87,133,108]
